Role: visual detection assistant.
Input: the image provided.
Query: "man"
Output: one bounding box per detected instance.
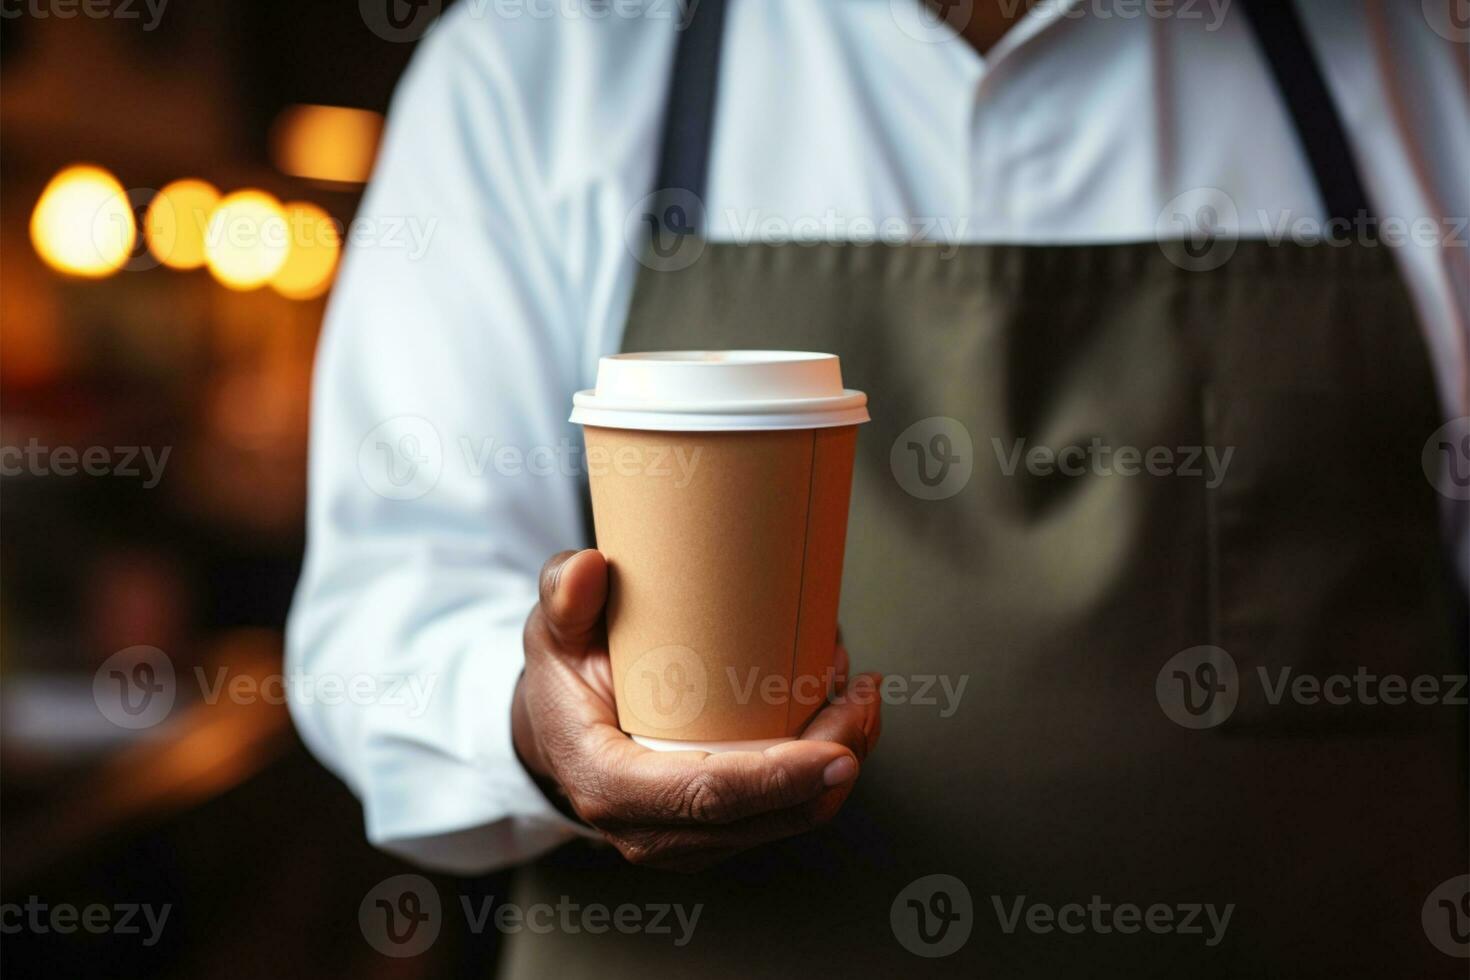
[289,1,1468,974]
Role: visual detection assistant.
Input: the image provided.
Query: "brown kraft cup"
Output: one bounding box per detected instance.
[570,351,869,751]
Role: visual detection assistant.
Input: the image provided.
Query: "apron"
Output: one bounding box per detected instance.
[503,3,1468,976]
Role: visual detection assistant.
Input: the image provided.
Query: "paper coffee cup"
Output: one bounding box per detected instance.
[570,351,869,752]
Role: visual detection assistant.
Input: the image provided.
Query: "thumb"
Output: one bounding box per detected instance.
[537,549,609,650]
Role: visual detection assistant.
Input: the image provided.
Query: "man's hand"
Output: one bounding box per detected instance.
[512,549,882,872]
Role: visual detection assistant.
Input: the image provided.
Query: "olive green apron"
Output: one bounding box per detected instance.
[502,3,1467,976]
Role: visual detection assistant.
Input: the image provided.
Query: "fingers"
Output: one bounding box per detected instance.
[526,569,880,871]
[570,734,858,830]
[535,549,608,651]
[620,742,880,866]
[800,672,882,760]
[612,796,844,870]
[832,641,851,691]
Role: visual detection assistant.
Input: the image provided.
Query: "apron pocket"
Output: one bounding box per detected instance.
[1203,385,1459,734]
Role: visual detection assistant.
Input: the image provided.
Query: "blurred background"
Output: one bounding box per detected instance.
[1,3,497,976]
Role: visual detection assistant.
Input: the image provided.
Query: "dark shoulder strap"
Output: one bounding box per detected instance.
[1239,0,1376,226]
[652,0,730,205]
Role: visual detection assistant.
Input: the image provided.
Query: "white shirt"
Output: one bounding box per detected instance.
[286,0,1470,874]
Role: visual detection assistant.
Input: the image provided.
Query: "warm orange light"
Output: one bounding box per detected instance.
[271,202,341,300]
[30,165,135,278]
[145,179,220,270]
[271,104,383,185]
[204,190,290,290]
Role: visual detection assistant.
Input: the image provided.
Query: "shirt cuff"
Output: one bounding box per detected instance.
[355,617,600,875]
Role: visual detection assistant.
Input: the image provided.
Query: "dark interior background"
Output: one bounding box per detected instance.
[2,3,506,976]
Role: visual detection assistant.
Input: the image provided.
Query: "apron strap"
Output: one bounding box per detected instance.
[1238,0,1376,228]
[650,0,1375,229]
[651,0,730,206]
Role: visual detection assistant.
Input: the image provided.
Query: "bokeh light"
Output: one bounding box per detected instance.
[271,104,383,185]
[30,165,136,278]
[204,190,290,290]
[271,202,341,300]
[145,179,221,270]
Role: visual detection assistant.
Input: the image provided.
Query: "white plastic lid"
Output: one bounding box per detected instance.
[570,351,870,432]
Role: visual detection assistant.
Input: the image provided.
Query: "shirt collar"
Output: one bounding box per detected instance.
[981,0,1086,67]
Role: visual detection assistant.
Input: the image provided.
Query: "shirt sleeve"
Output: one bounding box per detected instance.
[284,15,601,874]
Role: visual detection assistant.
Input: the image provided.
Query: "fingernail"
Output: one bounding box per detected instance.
[823,755,857,787]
